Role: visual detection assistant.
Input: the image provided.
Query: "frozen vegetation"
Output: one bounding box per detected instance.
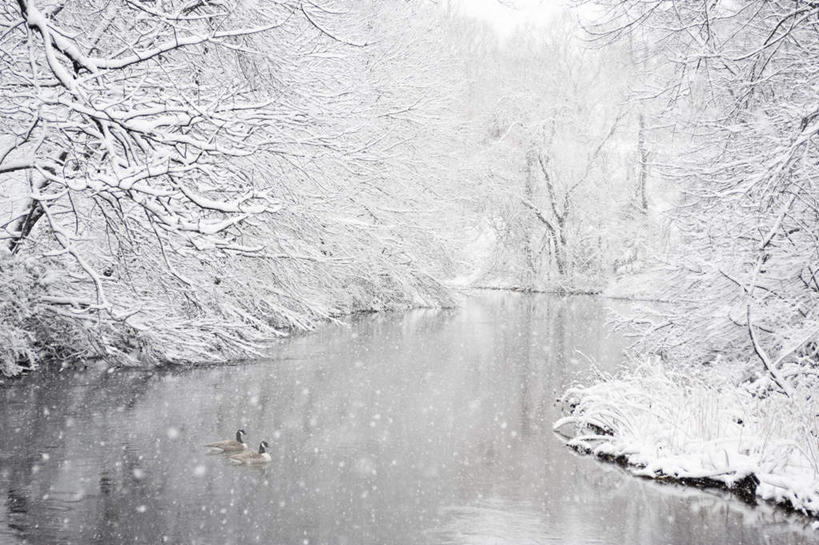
[0,0,657,376]
[1,0,818,527]
[553,0,819,522]
[555,361,819,519]
[0,1,463,375]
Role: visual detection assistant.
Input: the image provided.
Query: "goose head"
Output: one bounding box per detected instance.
[258,441,270,454]
[236,429,247,443]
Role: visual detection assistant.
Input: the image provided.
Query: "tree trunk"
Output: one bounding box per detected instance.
[554,237,567,276]
[637,113,649,212]
[9,175,50,254]
[522,148,539,288]
[9,201,44,254]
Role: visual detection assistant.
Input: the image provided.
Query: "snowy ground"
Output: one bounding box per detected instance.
[553,360,819,527]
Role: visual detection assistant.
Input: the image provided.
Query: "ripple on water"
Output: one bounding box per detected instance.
[0,294,816,545]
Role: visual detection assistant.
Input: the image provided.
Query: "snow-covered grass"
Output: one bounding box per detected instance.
[554,361,819,520]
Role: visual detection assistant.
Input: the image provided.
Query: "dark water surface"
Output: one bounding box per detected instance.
[0,294,815,545]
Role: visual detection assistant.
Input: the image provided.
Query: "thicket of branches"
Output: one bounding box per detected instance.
[445,16,662,291]
[0,0,461,375]
[584,0,819,391]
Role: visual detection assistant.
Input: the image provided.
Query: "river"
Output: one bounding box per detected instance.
[0,294,814,544]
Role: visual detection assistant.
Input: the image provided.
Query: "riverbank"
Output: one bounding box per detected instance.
[553,361,819,526]
[0,253,455,379]
[5,293,814,545]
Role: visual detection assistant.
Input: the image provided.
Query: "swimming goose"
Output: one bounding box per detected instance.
[205,429,247,453]
[229,441,271,465]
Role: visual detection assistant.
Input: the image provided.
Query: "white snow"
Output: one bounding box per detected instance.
[554,360,819,518]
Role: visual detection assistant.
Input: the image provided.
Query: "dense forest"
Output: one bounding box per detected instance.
[0,0,659,376]
[1,0,817,525]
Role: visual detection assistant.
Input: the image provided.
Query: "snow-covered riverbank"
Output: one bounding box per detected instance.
[554,361,819,525]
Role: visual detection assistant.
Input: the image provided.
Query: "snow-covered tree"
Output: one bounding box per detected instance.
[0,0,461,375]
[448,16,645,290]
[582,0,819,390]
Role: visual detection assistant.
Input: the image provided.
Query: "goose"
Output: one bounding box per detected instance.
[229,441,271,465]
[205,429,247,453]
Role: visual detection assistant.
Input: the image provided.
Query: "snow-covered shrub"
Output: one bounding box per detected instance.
[0,256,40,375]
[0,255,133,376]
[555,361,819,516]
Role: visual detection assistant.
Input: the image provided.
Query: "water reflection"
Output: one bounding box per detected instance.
[0,294,814,545]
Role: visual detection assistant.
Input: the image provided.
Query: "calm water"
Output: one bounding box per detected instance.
[0,294,815,545]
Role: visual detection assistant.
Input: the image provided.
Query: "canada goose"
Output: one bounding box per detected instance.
[205,429,247,453]
[229,441,271,465]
